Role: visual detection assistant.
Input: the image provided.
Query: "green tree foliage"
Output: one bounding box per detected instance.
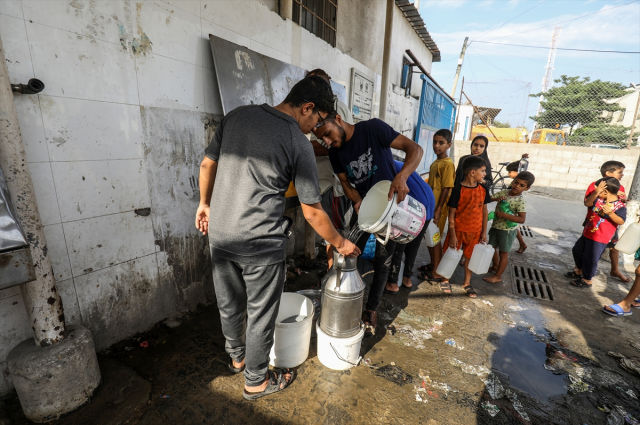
[492,120,511,128]
[530,76,630,145]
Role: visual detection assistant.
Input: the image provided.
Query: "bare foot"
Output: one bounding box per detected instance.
[385,282,400,293]
[402,276,412,288]
[245,370,293,393]
[610,271,632,283]
[483,275,502,284]
[517,244,528,254]
[488,266,498,273]
[632,301,640,308]
[233,359,245,369]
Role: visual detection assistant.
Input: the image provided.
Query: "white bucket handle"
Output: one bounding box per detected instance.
[374,194,397,245]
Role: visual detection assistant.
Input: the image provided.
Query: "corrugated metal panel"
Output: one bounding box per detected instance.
[395,0,441,62]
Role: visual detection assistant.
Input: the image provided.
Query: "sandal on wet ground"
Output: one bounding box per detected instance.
[570,278,592,288]
[418,270,443,283]
[463,285,477,298]
[602,304,632,317]
[243,369,296,400]
[362,310,377,337]
[229,357,245,374]
[440,281,452,294]
[564,271,582,279]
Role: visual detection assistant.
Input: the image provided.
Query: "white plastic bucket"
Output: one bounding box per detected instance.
[424,221,441,247]
[316,322,364,370]
[269,292,314,368]
[436,247,463,279]
[468,243,494,275]
[359,180,427,245]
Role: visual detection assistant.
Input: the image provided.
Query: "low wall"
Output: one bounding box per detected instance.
[452,142,639,201]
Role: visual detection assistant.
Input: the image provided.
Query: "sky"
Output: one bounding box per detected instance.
[419,0,640,127]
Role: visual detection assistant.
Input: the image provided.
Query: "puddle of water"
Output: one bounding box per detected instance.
[534,244,565,256]
[491,308,568,403]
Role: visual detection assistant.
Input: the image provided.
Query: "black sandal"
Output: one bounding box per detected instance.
[440,281,452,294]
[243,369,296,400]
[229,357,245,374]
[463,285,477,298]
[564,270,582,279]
[570,278,592,288]
[418,270,443,283]
[417,264,433,273]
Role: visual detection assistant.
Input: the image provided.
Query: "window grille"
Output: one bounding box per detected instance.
[293,0,337,47]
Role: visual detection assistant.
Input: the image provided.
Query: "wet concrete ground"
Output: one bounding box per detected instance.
[1,193,640,425]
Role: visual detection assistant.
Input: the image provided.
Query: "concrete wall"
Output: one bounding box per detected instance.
[0,0,439,396]
[452,142,639,201]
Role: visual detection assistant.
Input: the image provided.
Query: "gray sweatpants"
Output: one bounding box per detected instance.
[211,255,285,387]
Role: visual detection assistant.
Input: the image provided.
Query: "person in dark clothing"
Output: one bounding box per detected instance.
[455,136,493,188]
[196,76,360,400]
[312,111,424,337]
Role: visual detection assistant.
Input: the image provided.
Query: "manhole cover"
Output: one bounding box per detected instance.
[519,225,534,237]
[511,265,554,301]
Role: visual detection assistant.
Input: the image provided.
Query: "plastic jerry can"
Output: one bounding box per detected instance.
[468,243,495,275]
[436,248,463,279]
[615,223,640,255]
[424,221,441,247]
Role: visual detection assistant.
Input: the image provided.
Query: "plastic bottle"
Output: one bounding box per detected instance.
[468,243,495,275]
[436,248,463,279]
[615,223,640,255]
[497,201,518,229]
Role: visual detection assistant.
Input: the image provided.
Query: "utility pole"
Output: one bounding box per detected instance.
[451,37,468,98]
[379,0,395,122]
[627,89,640,148]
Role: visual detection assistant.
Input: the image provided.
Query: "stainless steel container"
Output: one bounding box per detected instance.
[319,250,365,338]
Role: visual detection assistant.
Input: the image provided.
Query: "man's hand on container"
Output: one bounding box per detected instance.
[389,174,410,202]
[195,203,210,235]
[336,238,361,257]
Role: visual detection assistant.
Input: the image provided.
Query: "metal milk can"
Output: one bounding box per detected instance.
[319,250,365,338]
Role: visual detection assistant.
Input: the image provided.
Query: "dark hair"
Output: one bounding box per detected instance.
[434,129,452,144]
[463,155,486,176]
[600,160,625,177]
[306,68,331,81]
[472,135,489,146]
[283,75,334,113]
[596,176,621,195]
[515,171,535,188]
[506,161,519,173]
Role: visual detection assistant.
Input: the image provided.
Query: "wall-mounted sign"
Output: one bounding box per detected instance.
[349,68,374,122]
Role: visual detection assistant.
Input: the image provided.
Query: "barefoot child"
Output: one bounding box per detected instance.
[417,129,455,283]
[567,177,626,288]
[506,154,529,254]
[441,156,490,297]
[603,261,640,316]
[483,171,535,284]
[583,161,631,282]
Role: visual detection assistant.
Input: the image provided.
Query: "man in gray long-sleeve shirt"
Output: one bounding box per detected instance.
[196,76,360,400]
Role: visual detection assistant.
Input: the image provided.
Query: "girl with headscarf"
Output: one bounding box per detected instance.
[455,135,493,188]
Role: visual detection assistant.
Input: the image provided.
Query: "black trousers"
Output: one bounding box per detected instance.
[388,219,431,282]
[572,235,607,280]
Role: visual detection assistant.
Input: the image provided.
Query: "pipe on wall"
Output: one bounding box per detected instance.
[379,0,395,122]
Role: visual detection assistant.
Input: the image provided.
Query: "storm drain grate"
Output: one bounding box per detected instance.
[512,265,548,283]
[511,265,555,301]
[519,225,534,237]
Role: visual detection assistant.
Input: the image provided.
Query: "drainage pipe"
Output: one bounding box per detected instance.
[0,34,66,346]
[379,0,395,122]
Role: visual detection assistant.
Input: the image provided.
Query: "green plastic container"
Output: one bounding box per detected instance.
[488,201,518,228]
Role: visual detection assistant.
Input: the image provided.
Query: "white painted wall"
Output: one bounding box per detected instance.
[0,0,438,396]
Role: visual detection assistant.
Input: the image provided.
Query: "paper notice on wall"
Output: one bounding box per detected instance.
[350,68,374,122]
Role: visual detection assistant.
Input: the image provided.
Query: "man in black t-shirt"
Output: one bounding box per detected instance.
[313,112,423,336]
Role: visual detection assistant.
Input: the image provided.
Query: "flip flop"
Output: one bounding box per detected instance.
[564,271,582,279]
[632,299,640,309]
[418,270,443,283]
[463,285,477,298]
[602,304,632,317]
[440,281,452,294]
[229,357,245,374]
[383,288,399,296]
[243,369,296,400]
[570,278,592,288]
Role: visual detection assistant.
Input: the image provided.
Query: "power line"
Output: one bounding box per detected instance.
[473,41,640,54]
[480,0,640,43]
[468,0,548,46]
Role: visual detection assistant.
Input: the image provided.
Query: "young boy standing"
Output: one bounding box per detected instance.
[418,129,455,282]
[567,177,627,288]
[441,156,491,297]
[483,171,535,284]
[583,161,631,282]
